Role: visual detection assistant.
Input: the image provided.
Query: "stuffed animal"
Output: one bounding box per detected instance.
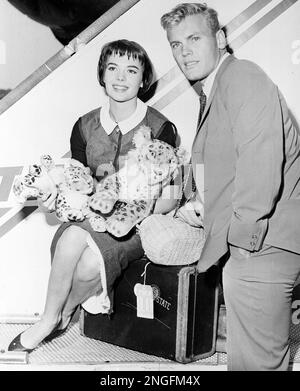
[13,126,185,235]
[13,155,106,228]
[13,155,65,203]
[89,125,186,237]
[54,159,94,223]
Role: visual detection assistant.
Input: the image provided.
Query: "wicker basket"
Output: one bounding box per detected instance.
[139,214,205,266]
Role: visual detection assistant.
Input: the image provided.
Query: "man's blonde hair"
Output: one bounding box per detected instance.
[161,3,220,35]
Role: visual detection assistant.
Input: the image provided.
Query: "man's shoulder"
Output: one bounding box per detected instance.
[219,56,275,95]
[222,56,268,84]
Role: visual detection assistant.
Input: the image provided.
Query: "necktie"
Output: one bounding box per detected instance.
[197,88,207,128]
[174,90,206,216]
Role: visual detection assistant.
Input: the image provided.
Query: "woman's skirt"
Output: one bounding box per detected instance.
[50,220,144,313]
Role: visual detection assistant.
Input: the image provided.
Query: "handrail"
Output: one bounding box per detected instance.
[0,0,141,115]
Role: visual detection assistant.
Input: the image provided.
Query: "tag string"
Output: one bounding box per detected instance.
[140,262,151,285]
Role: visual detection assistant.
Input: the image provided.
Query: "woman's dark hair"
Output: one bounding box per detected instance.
[97,39,154,96]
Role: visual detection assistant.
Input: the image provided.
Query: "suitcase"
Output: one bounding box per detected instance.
[80,257,220,363]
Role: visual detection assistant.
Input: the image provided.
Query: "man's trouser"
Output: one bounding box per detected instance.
[223,244,300,371]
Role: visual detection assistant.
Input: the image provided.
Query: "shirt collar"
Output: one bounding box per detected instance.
[202,52,230,98]
[100,98,148,135]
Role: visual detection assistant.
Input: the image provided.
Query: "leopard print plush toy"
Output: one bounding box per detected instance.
[89,125,186,237]
[13,155,105,228]
[13,126,185,236]
[13,155,65,203]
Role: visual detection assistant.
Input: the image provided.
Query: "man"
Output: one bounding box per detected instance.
[161,3,300,371]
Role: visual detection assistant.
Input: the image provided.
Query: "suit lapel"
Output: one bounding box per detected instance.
[196,55,236,135]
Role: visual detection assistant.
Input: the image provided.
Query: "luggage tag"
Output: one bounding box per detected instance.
[134,262,154,319]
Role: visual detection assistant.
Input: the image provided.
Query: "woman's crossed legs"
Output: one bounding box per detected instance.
[18,226,102,350]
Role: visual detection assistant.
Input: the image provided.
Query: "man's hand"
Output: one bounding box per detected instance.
[229,244,252,259]
[237,247,251,258]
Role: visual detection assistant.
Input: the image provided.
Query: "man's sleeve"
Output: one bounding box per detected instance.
[226,65,284,251]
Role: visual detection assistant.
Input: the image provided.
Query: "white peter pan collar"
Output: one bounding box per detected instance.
[100,98,148,135]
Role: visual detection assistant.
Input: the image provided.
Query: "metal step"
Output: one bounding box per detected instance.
[0,322,221,366]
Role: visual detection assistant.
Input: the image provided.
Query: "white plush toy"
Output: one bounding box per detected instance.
[13,155,105,229]
[89,125,186,237]
[13,126,185,236]
[13,155,65,203]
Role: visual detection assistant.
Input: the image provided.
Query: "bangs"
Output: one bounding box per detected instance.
[106,48,145,67]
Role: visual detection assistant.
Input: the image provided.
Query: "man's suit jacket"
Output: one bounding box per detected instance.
[192,55,300,271]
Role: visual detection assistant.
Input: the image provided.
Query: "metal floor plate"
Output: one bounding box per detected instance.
[0,322,220,366]
[1,322,300,367]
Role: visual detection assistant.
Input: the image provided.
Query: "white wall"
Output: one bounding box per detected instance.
[0,0,299,317]
[0,0,62,89]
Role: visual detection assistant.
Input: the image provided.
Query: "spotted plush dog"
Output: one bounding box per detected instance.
[13,156,105,227]
[13,155,64,204]
[89,125,186,237]
[54,159,94,223]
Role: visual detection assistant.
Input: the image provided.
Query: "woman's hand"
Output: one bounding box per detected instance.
[153,184,181,214]
[175,199,203,227]
[37,190,57,212]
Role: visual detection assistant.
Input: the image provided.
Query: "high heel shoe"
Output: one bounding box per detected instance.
[43,320,66,342]
[44,307,78,343]
[8,332,34,353]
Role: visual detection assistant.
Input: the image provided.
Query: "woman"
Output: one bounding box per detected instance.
[8,39,178,352]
